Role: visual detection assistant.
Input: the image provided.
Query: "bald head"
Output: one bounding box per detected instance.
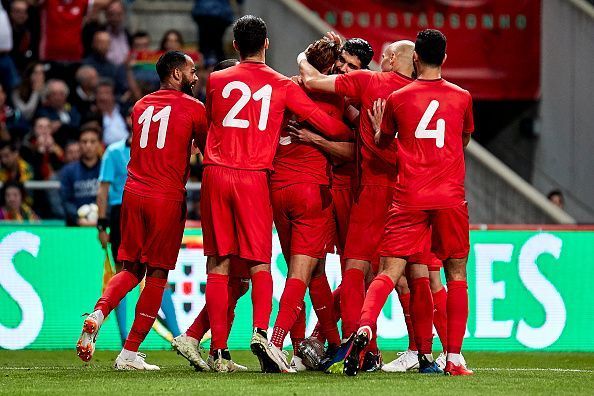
[380,40,415,76]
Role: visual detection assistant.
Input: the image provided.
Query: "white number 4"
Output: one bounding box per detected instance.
[222,81,272,131]
[415,100,445,148]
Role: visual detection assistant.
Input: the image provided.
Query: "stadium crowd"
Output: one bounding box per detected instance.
[0,0,233,223]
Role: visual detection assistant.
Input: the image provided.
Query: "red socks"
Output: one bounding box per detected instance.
[290,301,306,353]
[124,276,167,352]
[432,287,448,351]
[409,277,434,355]
[271,278,307,348]
[446,280,468,354]
[398,292,417,351]
[340,268,365,336]
[186,277,244,341]
[205,273,229,351]
[309,275,341,347]
[359,274,394,338]
[310,284,342,342]
[95,270,140,318]
[251,270,273,330]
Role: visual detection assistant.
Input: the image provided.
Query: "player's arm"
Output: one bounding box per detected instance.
[368,98,394,148]
[193,103,209,154]
[462,93,474,149]
[297,52,338,93]
[287,124,355,163]
[345,104,360,127]
[286,83,352,141]
[96,182,110,248]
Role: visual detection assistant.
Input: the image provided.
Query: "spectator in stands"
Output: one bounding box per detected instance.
[131,31,151,52]
[37,79,81,145]
[12,62,46,121]
[547,189,565,209]
[105,0,130,66]
[22,117,64,181]
[191,0,241,64]
[160,29,184,52]
[71,65,99,122]
[60,124,101,226]
[95,79,128,145]
[0,3,20,92]
[38,0,111,63]
[0,181,38,221]
[64,140,81,164]
[0,140,33,183]
[0,82,26,141]
[83,30,128,96]
[9,0,37,71]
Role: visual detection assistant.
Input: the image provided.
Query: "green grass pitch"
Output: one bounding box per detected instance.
[1,350,593,395]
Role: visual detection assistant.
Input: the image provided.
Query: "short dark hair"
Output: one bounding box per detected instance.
[415,29,447,67]
[547,189,564,200]
[233,15,267,58]
[79,122,102,139]
[214,59,239,72]
[156,50,187,82]
[132,30,150,41]
[0,140,20,152]
[342,38,374,69]
[97,78,115,91]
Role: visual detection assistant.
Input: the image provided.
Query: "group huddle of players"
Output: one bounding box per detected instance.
[76,14,474,377]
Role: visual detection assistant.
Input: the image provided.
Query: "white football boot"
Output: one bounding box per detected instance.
[76,311,103,362]
[114,352,160,371]
[171,334,209,371]
[437,352,466,370]
[381,349,419,373]
[290,355,307,372]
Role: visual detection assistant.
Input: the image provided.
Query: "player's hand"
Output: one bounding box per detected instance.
[191,140,200,155]
[98,230,109,249]
[287,124,317,145]
[367,98,386,137]
[325,31,342,47]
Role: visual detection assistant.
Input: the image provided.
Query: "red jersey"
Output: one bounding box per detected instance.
[204,61,352,171]
[271,90,345,190]
[335,70,413,187]
[125,90,208,202]
[381,78,474,209]
[39,0,90,61]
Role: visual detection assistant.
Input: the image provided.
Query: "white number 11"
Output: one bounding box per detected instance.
[138,105,172,149]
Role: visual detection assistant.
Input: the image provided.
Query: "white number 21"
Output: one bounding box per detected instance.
[415,100,445,148]
[222,81,272,131]
[138,105,171,149]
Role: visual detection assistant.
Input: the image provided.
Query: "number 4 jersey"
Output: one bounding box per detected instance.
[204,61,352,171]
[381,78,474,210]
[126,89,208,201]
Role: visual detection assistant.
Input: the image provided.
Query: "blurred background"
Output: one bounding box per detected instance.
[0,0,593,353]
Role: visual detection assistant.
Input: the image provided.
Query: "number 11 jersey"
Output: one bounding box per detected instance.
[126,89,208,202]
[381,78,474,210]
[204,61,352,171]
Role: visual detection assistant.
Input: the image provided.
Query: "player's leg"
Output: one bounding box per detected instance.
[406,263,440,373]
[382,276,419,373]
[289,301,307,371]
[309,260,341,349]
[431,202,473,376]
[428,265,448,365]
[109,204,128,345]
[114,265,168,371]
[205,255,233,371]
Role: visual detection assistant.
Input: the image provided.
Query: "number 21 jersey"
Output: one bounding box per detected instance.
[381,78,474,210]
[204,61,351,171]
[125,89,208,202]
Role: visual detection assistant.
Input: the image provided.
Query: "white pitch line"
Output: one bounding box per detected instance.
[477,368,594,373]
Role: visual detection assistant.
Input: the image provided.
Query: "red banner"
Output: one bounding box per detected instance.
[298,0,540,100]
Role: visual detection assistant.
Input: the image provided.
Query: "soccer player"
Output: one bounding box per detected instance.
[76,50,208,370]
[172,59,251,373]
[344,29,474,376]
[201,15,353,373]
[269,37,344,372]
[298,38,415,367]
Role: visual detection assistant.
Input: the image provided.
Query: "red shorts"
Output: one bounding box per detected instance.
[343,185,394,262]
[272,183,333,260]
[408,235,442,271]
[330,187,353,255]
[118,191,186,270]
[380,201,470,260]
[201,166,273,263]
[229,256,251,279]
